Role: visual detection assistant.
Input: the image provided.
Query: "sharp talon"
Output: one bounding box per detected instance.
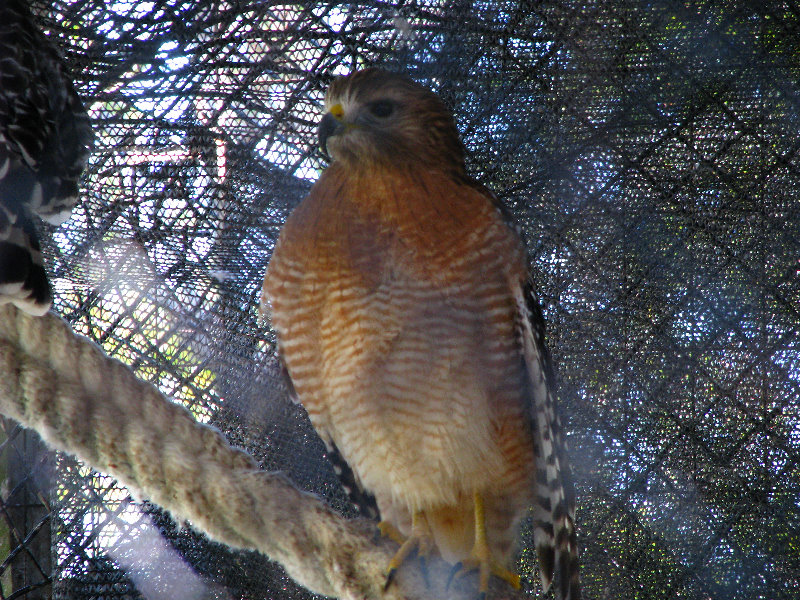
[506,571,521,590]
[419,556,430,589]
[447,562,463,590]
[384,567,397,591]
[382,511,434,590]
[478,562,490,597]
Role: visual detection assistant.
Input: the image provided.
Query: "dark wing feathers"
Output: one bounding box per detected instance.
[325,441,380,521]
[517,278,581,600]
[0,0,93,315]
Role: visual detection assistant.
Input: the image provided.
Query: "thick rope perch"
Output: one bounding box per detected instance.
[0,305,525,600]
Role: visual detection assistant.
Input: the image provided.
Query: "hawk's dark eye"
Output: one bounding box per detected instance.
[368,100,394,118]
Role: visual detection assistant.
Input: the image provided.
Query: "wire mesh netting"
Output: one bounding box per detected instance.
[0,0,797,598]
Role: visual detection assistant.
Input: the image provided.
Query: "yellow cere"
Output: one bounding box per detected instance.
[329,103,345,119]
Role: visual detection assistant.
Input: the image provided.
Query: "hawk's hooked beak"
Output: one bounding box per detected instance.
[318,103,346,160]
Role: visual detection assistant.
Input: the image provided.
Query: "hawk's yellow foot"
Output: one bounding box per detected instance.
[377,520,406,545]
[382,511,434,590]
[450,492,522,597]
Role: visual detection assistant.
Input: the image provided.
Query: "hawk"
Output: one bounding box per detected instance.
[0,0,93,315]
[262,68,580,599]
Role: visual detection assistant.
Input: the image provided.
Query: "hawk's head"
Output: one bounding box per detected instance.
[318,68,466,173]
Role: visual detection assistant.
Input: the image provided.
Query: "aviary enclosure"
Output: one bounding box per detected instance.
[0,1,797,599]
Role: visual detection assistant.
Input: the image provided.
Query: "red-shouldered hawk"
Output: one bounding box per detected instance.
[262,68,580,599]
[0,0,93,315]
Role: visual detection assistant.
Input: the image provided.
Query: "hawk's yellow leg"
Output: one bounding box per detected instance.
[381,512,434,588]
[453,491,521,595]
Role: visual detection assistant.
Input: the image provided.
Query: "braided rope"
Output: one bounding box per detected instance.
[0,305,525,600]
